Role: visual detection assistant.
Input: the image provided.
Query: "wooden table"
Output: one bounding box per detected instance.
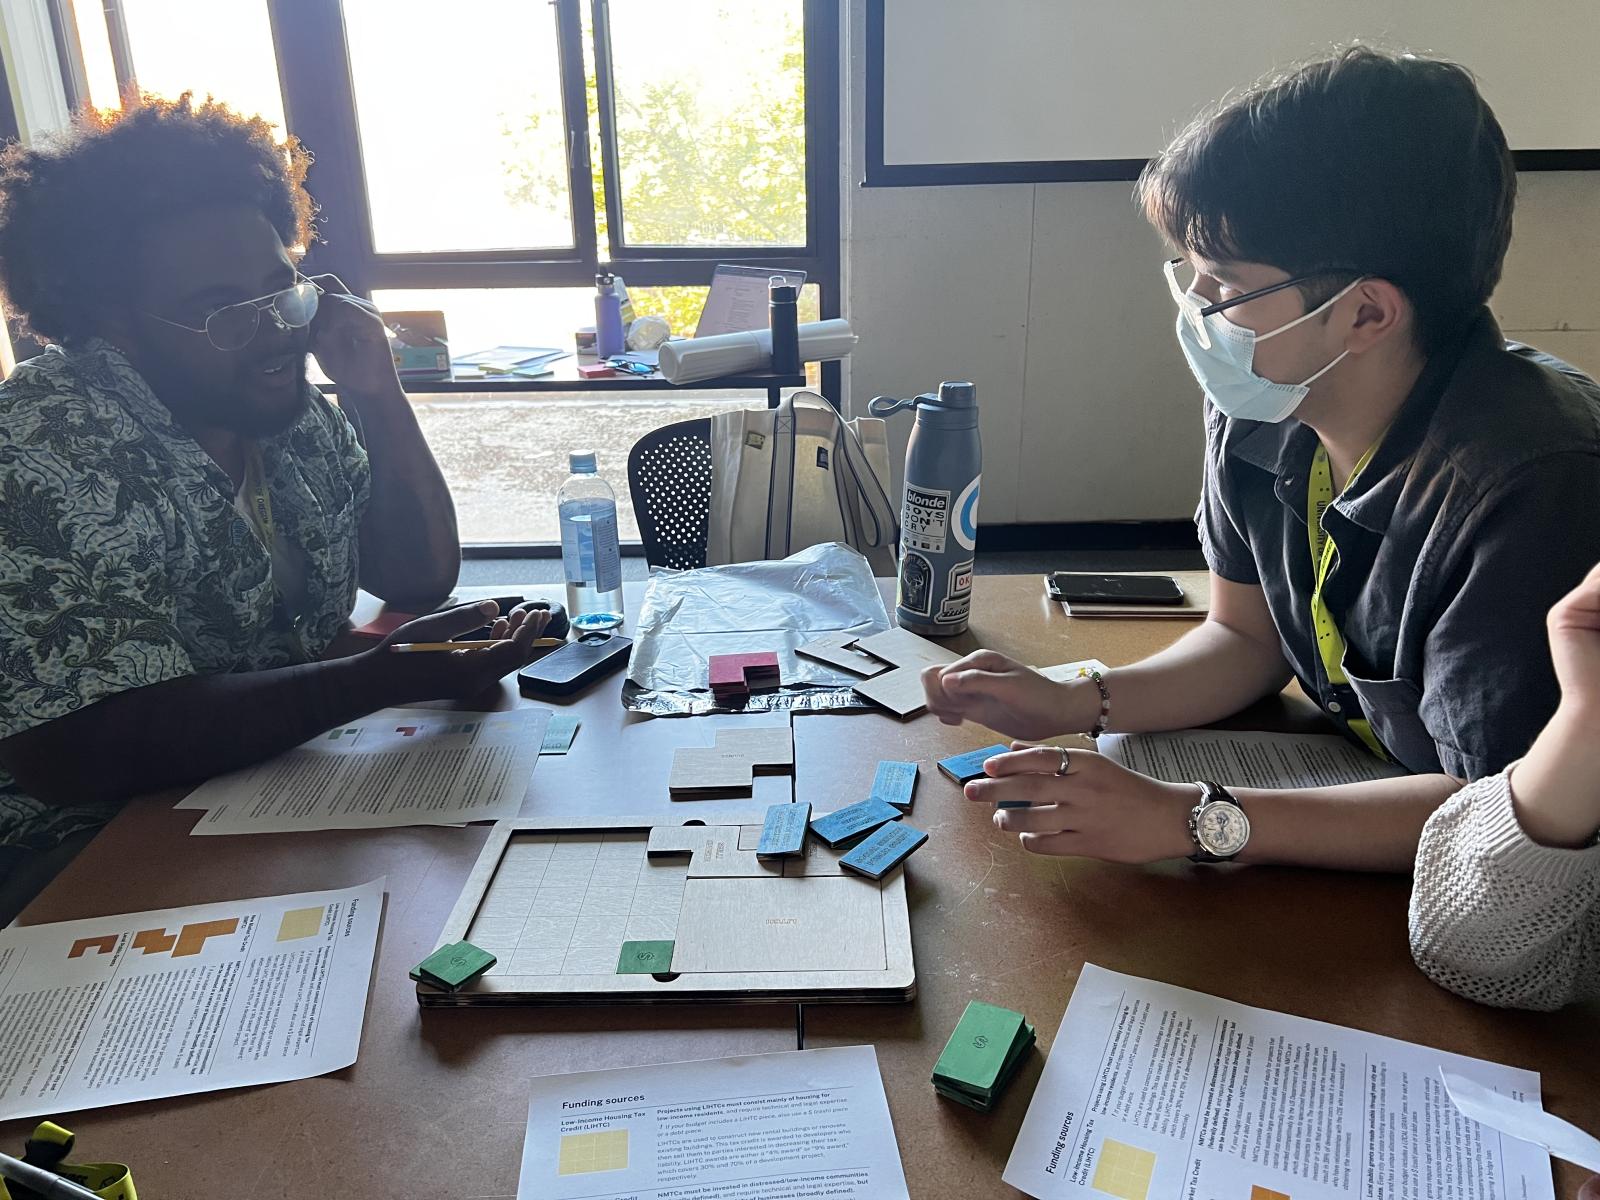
[5,574,1596,1198]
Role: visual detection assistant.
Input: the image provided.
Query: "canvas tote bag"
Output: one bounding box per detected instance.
[706,390,899,575]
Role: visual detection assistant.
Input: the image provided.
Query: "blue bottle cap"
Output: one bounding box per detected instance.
[572,611,623,632]
[569,450,597,473]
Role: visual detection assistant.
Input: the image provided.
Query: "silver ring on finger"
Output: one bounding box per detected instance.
[1055,746,1071,777]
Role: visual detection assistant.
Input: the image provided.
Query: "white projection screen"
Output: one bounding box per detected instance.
[866,0,1600,183]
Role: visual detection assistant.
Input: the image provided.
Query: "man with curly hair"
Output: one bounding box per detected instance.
[0,97,550,919]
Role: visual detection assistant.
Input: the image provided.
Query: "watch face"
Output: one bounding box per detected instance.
[1196,801,1250,857]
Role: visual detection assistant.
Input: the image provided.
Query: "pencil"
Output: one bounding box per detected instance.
[390,638,565,653]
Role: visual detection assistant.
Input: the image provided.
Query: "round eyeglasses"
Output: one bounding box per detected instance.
[146,276,323,352]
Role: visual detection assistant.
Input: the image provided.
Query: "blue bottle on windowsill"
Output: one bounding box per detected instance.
[594,273,625,359]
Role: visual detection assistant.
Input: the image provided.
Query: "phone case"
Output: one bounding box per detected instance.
[1045,574,1183,604]
[517,633,632,697]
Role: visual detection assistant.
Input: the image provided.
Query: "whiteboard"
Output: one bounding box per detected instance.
[875,0,1600,175]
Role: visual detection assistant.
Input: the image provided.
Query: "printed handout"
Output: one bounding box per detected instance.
[0,879,383,1120]
[518,1045,910,1200]
[180,707,548,835]
[1004,964,1553,1200]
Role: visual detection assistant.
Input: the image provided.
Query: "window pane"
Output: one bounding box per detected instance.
[604,1,807,248]
[372,287,794,544]
[118,0,286,130]
[66,3,121,113]
[344,1,573,253]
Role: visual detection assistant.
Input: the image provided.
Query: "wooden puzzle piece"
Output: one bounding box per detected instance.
[709,652,781,700]
[646,825,779,877]
[851,627,964,670]
[672,875,887,973]
[847,629,963,719]
[795,631,891,677]
[715,726,795,766]
[668,725,795,797]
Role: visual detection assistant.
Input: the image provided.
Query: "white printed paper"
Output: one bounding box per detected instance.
[1004,964,1552,1200]
[1443,1070,1600,1173]
[0,879,383,1120]
[518,1045,910,1199]
[180,707,548,834]
[1098,729,1406,790]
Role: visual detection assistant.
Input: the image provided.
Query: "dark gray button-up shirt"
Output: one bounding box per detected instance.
[1198,309,1600,781]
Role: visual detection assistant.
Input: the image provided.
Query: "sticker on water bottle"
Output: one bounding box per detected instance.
[952,476,980,552]
[902,484,950,554]
[899,551,933,617]
[937,559,974,624]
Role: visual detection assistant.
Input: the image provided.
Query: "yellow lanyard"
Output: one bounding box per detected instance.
[242,447,307,661]
[1307,440,1389,761]
[1,1122,137,1200]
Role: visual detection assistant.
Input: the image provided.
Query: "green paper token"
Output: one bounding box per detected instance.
[617,940,675,974]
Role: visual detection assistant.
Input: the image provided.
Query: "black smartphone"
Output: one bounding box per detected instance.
[1045,573,1184,605]
[517,632,632,698]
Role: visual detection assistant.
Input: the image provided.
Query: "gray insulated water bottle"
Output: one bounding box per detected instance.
[869,381,981,636]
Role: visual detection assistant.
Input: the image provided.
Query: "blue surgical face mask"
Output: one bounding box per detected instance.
[1175,277,1365,422]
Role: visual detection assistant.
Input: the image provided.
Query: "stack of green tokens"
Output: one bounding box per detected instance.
[931,1000,1036,1112]
[409,941,496,991]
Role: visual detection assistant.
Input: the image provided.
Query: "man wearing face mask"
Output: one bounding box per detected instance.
[923,47,1600,871]
[0,97,552,921]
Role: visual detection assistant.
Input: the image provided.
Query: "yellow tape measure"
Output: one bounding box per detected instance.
[1307,441,1389,761]
[0,1122,136,1200]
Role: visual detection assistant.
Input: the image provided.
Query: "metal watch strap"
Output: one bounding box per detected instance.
[1187,780,1244,864]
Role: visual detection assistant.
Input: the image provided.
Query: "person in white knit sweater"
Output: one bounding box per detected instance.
[1410,562,1600,1013]
[1410,566,1600,1200]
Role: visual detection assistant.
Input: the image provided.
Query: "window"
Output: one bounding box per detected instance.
[33,0,840,545]
[597,0,808,249]
[342,0,574,254]
[63,0,287,128]
[46,1,837,306]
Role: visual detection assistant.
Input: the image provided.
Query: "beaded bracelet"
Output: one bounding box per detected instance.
[1080,667,1111,737]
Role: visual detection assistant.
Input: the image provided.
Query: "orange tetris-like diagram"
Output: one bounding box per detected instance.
[68,919,240,960]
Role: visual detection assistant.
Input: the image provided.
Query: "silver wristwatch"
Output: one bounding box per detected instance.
[1187,781,1250,863]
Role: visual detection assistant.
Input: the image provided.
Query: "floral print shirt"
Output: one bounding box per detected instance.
[0,340,370,850]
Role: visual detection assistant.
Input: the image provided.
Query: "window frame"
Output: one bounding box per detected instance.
[59,0,840,395]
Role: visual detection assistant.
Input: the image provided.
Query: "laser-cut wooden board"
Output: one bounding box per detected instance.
[419,819,915,1006]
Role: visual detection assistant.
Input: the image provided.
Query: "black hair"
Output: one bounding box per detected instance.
[1137,45,1515,353]
[0,93,315,345]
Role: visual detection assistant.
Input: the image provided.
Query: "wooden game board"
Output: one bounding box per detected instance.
[419,819,916,1006]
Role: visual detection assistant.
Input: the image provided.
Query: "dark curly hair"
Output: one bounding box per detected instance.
[0,93,315,345]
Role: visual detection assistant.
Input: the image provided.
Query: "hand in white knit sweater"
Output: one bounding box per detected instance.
[1410,564,1600,1009]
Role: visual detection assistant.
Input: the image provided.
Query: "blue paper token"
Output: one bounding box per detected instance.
[870,760,919,811]
[757,801,811,858]
[936,744,1011,785]
[810,798,902,848]
[840,821,929,879]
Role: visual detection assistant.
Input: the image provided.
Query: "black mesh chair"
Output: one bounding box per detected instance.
[627,418,714,571]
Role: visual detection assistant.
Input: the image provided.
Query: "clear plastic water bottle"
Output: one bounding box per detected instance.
[558,451,624,630]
